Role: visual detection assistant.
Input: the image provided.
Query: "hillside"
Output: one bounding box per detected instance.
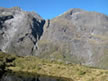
[0,52,108,81]
[37,8,108,69]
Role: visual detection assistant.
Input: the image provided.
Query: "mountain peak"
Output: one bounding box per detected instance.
[63,8,84,15]
[67,8,84,13]
[56,8,85,19]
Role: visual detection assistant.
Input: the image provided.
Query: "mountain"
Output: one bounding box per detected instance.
[0,7,45,56]
[37,8,108,69]
[0,7,108,69]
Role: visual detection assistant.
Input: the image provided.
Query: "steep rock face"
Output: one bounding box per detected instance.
[0,7,45,56]
[37,8,108,68]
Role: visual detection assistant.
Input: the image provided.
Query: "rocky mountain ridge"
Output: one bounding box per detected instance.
[0,7,108,69]
[0,7,45,56]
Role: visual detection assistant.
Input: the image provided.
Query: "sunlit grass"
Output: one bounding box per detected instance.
[0,52,108,81]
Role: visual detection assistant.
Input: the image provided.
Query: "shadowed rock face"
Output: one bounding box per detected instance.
[0,7,108,68]
[0,7,45,56]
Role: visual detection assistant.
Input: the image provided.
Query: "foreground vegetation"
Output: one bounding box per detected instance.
[0,52,108,81]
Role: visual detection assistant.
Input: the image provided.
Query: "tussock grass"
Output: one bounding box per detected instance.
[9,56,108,81]
[0,52,108,81]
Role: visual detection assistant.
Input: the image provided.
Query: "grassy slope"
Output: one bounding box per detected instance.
[0,52,108,81]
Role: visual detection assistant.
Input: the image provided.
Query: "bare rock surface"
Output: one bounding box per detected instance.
[0,7,45,56]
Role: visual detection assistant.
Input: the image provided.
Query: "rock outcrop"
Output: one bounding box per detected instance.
[0,7,45,56]
[0,7,108,68]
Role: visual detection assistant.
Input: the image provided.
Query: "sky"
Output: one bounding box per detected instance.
[0,0,108,19]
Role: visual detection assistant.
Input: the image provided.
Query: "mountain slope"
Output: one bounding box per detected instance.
[0,7,108,69]
[0,7,45,56]
[37,8,108,69]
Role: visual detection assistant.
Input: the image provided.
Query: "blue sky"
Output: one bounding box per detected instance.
[0,0,108,19]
